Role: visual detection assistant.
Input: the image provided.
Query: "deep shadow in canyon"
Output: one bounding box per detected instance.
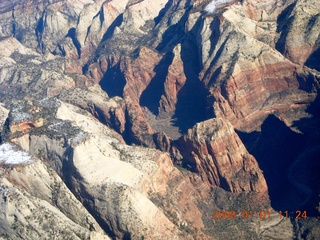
[99,62,126,98]
[95,2,320,218]
[142,15,215,135]
[171,34,215,133]
[140,52,174,115]
[237,113,320,215]
[171,78,212,133]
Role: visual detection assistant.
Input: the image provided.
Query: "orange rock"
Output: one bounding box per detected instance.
[175,118,268,194]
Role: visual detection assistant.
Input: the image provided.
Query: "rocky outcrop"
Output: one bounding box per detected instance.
[0,104,9,130]
[197,1,320,132]
[3,0,317,146]
[275,0,320,69]
[174,118,267,193]
[0,37,76,100]
[158,44,187,116]
[0,0,319,239]
[0,143,110,239]
[85,0,319,140]
[2,98,210,239]
[0,0,129,72]
[75,0,130,61]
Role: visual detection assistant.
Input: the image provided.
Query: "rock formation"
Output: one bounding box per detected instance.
[0,0,319,239]
[1,99,212,239]
[0,148,111,240]
[174,118,267,193]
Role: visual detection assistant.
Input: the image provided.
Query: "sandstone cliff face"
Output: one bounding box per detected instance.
[0,105,9,131]
[195,0,319,132]
[0,144,110,240]
[2,99,210,239]
[174,118,267,193]
[0,0,319,239]
[84,0,320,138]
[84,0,319,211]
[275,0,320,69]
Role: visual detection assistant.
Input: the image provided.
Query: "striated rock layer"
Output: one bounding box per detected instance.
[1,99,212,239]
[0,0,319,239]
[0,155,111,240]
[174,118,267,194]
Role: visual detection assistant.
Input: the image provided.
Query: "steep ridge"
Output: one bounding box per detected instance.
[1,99,212,239]
[85,0,319,139]
[0,151,110,240]
[173,118,267,193]
[0,0,319,239]
[276,0,320,69]
[86,0,319,218]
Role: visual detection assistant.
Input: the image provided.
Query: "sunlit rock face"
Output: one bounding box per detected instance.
[0,98,211,239]
[204,0,238,14]
[0,0,319,239]
[174,118,268,193]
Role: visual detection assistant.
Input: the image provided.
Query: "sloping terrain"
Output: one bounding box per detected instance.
[0,0,319,239]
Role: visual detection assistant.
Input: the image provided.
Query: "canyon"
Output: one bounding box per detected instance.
[0,0,319,239]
